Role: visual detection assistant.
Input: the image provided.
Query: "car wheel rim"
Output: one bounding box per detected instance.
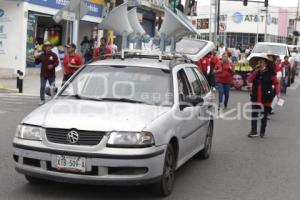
[164,149,175,190]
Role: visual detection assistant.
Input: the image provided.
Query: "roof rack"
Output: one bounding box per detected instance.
[86,49,194,67]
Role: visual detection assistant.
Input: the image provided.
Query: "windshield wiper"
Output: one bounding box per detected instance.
[60,94,101,101]
[97,98,150,105]
[60,95,151,105]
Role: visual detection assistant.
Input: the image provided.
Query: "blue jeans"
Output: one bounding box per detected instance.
[40,77,55,101]
[217,83,231,107]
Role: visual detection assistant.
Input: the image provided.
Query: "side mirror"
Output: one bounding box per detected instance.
[45,86,58,97]
[179,95,204,110]
[185,95,204,106]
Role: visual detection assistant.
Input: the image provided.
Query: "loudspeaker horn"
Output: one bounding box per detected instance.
[128,7,146,37]
[98,3,133,35]
[158,6,196,51]
[158,7,193,40]
[98,3,133,49]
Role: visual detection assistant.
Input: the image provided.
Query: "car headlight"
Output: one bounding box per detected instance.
[15,125,44,141]
[107,131,155,148]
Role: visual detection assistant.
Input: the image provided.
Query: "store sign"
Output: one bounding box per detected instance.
[232,12,278,25]
[25,0,103,17]
[0,7,10,55]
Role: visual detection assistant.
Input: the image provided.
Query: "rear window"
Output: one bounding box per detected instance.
[252,44,287,55]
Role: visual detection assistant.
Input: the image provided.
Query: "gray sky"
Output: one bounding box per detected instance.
[183,0,299,7]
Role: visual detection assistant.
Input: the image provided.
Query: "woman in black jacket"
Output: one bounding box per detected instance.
[247,54,280,138]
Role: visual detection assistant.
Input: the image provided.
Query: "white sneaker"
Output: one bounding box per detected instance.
[39,100,45,105]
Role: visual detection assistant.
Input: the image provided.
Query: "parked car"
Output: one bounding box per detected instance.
[248,42,295,83]
[13,39,215,196]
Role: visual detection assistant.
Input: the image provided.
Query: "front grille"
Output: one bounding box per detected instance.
[46,128,105,146]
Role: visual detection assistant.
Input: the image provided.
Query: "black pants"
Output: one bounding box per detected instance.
[62,73,73,86]
[251,104,271,134]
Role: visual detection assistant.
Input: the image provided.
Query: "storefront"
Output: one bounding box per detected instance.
[0,0,104,76]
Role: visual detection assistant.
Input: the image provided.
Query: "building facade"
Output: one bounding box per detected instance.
[194,2,298,49]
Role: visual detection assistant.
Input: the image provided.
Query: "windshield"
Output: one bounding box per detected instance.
[252,44,287,55]
[59,65,173,106]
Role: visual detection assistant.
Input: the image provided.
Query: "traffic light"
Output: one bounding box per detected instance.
[264,0,269,7]
[243,0,248,6]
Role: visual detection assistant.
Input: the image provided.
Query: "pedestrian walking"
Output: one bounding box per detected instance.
[232,46,241,64]
[62,43,83,85]
[247,53,280,138]
[35,41,59,105]
[270,55,282,114]
[213,53,234,110]
[281,56,292,95]
[218,43,226,57]
[93,37,112,59]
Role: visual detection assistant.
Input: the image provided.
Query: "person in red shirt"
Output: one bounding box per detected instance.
[247,54,280,138]
[63,43,83,85]
[213,53,234,110]
[281,56,292,94]
[196,53,211,80]
[93,37,113,59]
[209,51,219,87]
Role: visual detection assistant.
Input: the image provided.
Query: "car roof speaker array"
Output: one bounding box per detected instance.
[99,3,200,52]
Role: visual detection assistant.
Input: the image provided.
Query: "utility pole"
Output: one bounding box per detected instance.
[256,3,259,43]
[214,0,219,45]
[209,0,213,41]
[294,0,300,45]
[264,6,268,42]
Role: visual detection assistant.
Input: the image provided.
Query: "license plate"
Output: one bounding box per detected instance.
[56,155,86,173]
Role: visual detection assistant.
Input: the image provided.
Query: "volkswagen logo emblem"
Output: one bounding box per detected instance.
[67,130,79,144]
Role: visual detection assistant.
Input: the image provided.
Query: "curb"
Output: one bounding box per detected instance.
[0,84,18,93]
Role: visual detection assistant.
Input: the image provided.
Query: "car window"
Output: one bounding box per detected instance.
[252,44,287,55]
[193,67,210,95]
[184,68,203,96]
[177,69,192,102]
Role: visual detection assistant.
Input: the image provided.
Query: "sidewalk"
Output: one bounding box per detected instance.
[0,71,63,96]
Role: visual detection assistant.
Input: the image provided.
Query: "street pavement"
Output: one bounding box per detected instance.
[0,85,300,200]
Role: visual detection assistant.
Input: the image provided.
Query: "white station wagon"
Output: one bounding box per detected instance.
[13,42,215,196]
[13,3,216,196]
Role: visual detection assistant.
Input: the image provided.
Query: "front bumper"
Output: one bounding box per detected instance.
[13,142,166,186]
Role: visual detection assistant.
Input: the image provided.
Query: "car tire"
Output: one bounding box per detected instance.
[152,144,176,197]
[25,175,46,184]
[197,121,213,160]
